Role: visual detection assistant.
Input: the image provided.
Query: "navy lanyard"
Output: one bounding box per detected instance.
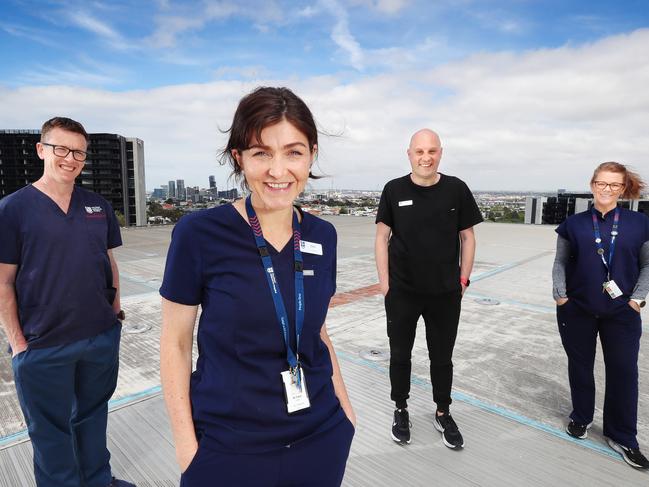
[591,206,619,281]
[245,196,305,378]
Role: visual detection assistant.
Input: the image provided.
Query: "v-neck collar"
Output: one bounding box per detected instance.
[29,184,77,218]
[228,203,304,255]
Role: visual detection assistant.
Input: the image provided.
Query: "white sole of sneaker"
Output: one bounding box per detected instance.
[606,438,647,469]
[434,419,464,449]
[390,430,411,444]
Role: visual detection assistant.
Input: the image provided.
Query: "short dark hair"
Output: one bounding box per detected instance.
[219,87,319,188]
[41,117,89,143]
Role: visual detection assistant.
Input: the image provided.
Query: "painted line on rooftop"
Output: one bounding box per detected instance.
[471,250,555,282]
[329,283,555,315]
[0,353,621,462]
[0,386,162,448]
[120,271,161,289]
[336,350,621,462]
[465,291,555,314]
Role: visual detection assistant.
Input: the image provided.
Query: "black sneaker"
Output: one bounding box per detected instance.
[434,412,464,449]
[606,438,649,470]
[566,421,592,439]
[391,408,411,444]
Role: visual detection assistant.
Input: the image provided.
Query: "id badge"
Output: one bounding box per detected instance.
[281,367,310,414]
[604,280,623,299]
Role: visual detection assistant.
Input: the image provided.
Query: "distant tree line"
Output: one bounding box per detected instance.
[147,201,184,223]
[485,206,524,223]
[311,198,377,208]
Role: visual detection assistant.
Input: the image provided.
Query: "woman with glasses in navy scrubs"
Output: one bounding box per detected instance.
[159,87,355,486]
[553,162,649,469]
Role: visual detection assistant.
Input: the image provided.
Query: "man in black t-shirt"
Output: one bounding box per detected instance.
[375,128,483,449]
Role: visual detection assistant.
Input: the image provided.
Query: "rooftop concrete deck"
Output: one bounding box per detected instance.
[1,216,648,486]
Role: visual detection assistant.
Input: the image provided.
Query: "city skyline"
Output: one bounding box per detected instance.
[1,1,648,191]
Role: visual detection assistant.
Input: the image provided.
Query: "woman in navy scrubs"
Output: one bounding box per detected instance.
[160,87,355,486]
[553,162,649,469]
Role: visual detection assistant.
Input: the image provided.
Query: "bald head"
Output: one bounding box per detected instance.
[409,129,441,149]
[407,128,443,185]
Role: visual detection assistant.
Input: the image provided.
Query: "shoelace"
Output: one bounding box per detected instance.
[439,414,458,433]
[396,411,410,429]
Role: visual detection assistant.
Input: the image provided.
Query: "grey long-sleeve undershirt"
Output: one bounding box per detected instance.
[551,236,649,301]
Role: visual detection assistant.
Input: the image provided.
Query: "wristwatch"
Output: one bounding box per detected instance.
[116,310,126,321]
[631,299,646,308]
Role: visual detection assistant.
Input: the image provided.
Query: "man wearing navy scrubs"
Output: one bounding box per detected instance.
[375,128,483,449]
[0,117,134,487]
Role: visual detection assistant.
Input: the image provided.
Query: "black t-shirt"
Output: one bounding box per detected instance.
[376,174,483,295]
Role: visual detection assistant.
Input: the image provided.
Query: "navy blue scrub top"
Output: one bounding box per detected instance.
[556,207,649,316]
[160,204,346,454]
[0,185,122,349]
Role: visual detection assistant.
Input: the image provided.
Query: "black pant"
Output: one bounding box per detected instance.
[385,288,462,411]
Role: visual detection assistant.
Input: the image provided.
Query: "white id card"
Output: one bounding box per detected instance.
[281,367,310,414]
[398,200,413,207]
[300,240,323,255]
[604,280,623,299]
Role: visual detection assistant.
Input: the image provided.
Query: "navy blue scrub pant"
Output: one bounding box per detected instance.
[557,300,642,448]
[179,418,355,487]
[11,324,121,487]
[385,288,462,412]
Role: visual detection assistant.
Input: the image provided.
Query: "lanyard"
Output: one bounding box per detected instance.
[591,206,619,281]
[245,196,305,380]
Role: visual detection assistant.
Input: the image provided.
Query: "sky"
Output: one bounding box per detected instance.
[1,0,648,192]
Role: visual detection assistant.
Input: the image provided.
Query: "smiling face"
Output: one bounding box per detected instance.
[591,170,626,210]
[233,119,315,212]
[36,127,87,187]
[407,129,443,185]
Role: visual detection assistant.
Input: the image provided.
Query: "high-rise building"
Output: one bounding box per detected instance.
[541,192,592,224]
[525,192,649,224]
[125,137,147,226]
[176,179,185,201]
[0,130,146,226]
[209,175,216,189]
[217,188,239,199]
[168,180,176,199]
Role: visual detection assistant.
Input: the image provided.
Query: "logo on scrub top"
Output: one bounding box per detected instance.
[85,206,106,219]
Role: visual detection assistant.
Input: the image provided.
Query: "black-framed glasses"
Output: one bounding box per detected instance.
[41,142,88,162]
[593,181,625,192]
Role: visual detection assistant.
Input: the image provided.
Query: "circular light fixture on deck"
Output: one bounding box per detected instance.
[360,349,389,361]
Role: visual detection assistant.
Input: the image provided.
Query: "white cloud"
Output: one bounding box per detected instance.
[321,0,366,70]
[348,0,410,15]
[146,14,206,49]
[0,23,59,47]
[2,29,648,192]
[70,12,122,41]
[146,0,285,49]
[212,65,269,79]
[374,0,409,14]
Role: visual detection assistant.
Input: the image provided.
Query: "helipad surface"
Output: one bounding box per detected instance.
[1,216,647,486]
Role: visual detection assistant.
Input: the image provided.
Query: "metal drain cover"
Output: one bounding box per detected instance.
[475,297,500,305]
[122,323,152,334]
[360,349,389,361]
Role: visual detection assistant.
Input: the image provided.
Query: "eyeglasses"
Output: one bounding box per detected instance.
[41,142,88,162]
[593,181,624,192]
